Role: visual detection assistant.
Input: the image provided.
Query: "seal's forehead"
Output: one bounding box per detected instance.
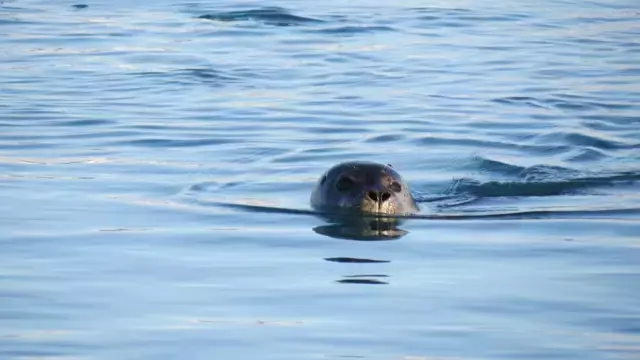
[328,162,401,180]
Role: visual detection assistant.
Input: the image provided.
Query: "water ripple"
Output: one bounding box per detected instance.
[309,25,397,35]
[446,171,640,198]
[493,95,636,111]
[113,138,239,148]
[533,131,638,150]
[197,7,323,27]
[135,68,241,87]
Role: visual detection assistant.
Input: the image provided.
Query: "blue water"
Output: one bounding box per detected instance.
[1,0,639,359]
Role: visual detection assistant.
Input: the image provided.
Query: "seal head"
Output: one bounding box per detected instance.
[311,161,419,215]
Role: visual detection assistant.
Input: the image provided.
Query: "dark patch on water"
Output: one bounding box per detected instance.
[582,316,640,334]
[179,68,240,83]
[363,134,406,143]
[324,258,390,264]
[336,279,387,285]
[53,119,114,127]
[197,7,323,27]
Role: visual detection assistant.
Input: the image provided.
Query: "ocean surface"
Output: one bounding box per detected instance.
[1,0,639,359]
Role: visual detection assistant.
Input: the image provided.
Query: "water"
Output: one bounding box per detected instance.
[1,0,639,359]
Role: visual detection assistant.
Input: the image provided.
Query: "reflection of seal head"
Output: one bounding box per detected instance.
[311,161,419,215]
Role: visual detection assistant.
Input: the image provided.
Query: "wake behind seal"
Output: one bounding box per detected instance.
[311,161,419,215]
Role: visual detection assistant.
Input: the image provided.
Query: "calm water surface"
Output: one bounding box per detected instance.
[1,0,639,359]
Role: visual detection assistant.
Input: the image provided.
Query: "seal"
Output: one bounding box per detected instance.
[311,161,419,215]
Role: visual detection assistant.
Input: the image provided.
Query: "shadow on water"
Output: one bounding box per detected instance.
[336,277,388,285]
[313,215,408,241]
[325,257,391,285]
[323,247,392,285]
[195,199,411,241]
[191,199,401,283]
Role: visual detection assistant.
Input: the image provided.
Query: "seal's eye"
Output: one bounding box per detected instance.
[336,176,355,191]
[389,181,402,193]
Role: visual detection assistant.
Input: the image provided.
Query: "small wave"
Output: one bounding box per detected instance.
[197,7,323,27]
[114,138,237,148]
[0,18,41,26]
[0,142,57,150]
[534,131,638,150]
[448,157,640,198]
[447,178,586,197]
[410,7,471,20]
[492,95,636,111]
[135,68,240,87]
[364,134,406,143]
[492,96,549,109]
[566,148,608,162]
[473,157,527,176]
[519,165,582,182]
[409,7,529,27]
[52,119,114,127]
[309,25,396,35]
[411,7,471,13]
[446,171,640,198]
[412,136,569,153]
[579,115,640,126]
[178,68,239,82]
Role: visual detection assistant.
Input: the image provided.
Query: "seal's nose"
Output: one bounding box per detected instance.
[367,190,391,203]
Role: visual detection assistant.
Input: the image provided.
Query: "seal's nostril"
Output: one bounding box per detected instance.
[367,191,391,202]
